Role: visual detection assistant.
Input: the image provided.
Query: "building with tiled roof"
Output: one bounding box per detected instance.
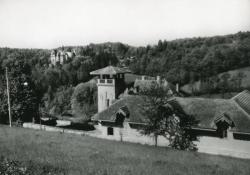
[90,66,132,113]
[92,87,250,158]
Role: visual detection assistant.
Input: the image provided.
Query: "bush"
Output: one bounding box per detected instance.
[0,156,66,175]
[0,156,28,175]
[71,81,97,121]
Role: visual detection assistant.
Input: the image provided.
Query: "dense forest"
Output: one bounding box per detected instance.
[128,31,250,84]
[0,31,250,123]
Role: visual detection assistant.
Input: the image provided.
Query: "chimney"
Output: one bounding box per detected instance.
[176,83,179,93]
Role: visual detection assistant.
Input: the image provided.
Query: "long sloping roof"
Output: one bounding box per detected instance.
[232,90,250,116]
[169,97,250,133]
[90,66,131,75]
[92,95,146,123]
[93,93,250,133]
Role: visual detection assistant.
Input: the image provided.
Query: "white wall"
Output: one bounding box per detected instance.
[95,123,169,146]
[97,84,116,112]
[95,123,250,159]
[194,136,250,159]
[23,123,250,159]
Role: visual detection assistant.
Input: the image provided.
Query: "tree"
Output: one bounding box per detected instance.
[139,82,197,150]
[231,71,246,91]
[218,73,231,98]
[43,86,74,116]
[71,81,97,121]
[0,62,37,123]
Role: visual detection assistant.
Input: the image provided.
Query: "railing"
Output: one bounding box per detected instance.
[97,79,115,85]
[99,79,105,83]
[107,79,113,84]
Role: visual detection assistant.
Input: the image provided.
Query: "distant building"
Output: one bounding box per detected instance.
[134,75,178,95]
[50,49,75,65]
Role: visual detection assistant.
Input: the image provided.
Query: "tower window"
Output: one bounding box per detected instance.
[106,99,110,107]
[107,127,114,135]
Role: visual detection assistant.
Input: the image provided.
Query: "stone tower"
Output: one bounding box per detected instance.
[90,66,130,112]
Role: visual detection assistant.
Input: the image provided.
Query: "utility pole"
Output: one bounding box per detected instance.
[5,67,12,127]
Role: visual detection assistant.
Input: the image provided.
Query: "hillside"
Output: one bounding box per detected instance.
[1,31,250,122]
[181,66,250,95]
[56,31,250,85]
[0,125,250,175]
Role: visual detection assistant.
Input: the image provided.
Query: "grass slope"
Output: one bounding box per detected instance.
[0,125,250,175]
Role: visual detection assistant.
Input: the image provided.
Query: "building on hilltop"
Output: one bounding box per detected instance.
[50,49,75,66]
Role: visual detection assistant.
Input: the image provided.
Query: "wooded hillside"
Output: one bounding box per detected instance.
[0,31,250,121]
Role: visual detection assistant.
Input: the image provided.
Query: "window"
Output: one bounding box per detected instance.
[106,99,110,108]
[107,127,114,135]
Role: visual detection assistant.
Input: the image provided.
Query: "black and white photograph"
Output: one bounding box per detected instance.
[0,0,250,174]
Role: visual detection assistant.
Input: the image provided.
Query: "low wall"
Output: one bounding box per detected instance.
[95,123,169,146]
[23,123,85,135]
[195,136,250,159]
[23,123,169,146]
[95,124,250,159]
[23,123,250,159]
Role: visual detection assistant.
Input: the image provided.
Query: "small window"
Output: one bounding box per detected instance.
[106,99,110,107]
[107,127,114,135]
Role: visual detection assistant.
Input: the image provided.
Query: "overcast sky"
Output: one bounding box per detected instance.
[0,0,249,48]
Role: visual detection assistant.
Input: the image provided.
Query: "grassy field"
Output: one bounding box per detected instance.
[0,125,250,175]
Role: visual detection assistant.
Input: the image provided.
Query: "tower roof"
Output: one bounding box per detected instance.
[90,66,131,75]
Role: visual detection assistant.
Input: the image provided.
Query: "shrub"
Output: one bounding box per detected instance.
[71,81,97,121]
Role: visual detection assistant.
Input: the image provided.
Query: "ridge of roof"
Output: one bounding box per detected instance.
[231,90,250,118]
[231,90,250,100]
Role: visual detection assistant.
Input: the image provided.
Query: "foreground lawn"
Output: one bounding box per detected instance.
[0,125,250,175]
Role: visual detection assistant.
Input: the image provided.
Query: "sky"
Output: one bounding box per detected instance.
[0,0,250,49]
